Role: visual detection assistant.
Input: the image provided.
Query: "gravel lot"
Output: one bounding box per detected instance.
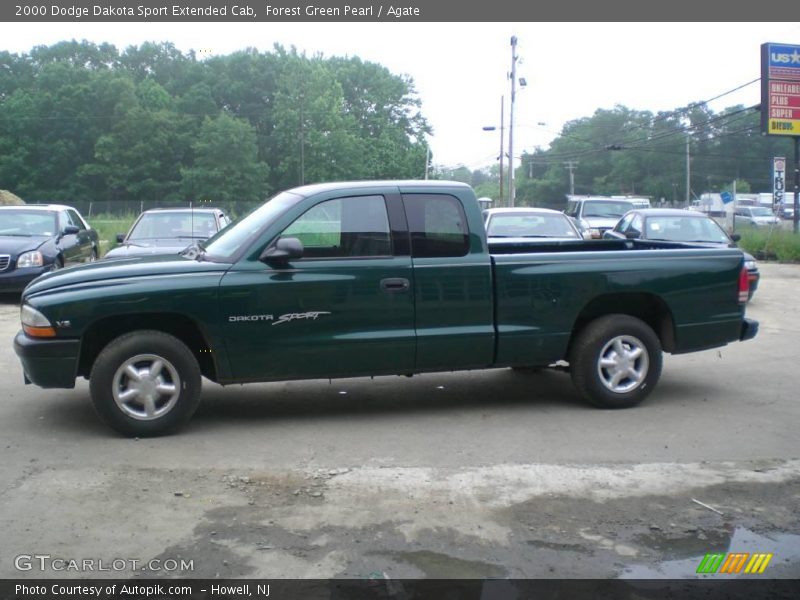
[0,263,798,580]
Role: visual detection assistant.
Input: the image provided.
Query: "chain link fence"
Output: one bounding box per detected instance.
[68,199,263,220]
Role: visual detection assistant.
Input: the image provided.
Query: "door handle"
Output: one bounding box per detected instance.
[380,278,410,292]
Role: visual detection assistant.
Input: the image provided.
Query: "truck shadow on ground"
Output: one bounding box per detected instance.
[189,368,720,430]
[38,368,589,436]
[192,368,588,424]
[32,367,721,437]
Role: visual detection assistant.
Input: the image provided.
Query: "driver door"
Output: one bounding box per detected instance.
[219,193,415,382]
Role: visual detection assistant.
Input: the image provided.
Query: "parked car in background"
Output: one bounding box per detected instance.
[483,207,585,243]
[604,208,760,300]
[734,206,780,228]
[104,207,230,259]
[778,202,796,220]
[564,196,651,238]
[0,204,98,292]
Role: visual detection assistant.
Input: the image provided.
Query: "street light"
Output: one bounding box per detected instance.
[482,95,505,205]
[508,36,526,207]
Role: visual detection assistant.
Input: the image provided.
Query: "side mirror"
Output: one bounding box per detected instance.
[260,237,304,266]
[730,233,741,242]
[62,225,80,236]
[625,230,641,240]
[115,233,125,244]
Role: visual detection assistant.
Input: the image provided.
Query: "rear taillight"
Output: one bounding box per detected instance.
[738,266,749,303]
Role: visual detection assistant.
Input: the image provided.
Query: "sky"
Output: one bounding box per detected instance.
[3,21,800,172]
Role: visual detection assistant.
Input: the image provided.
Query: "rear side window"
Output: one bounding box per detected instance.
[403,194,469,258]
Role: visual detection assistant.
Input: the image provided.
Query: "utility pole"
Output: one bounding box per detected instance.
[482,96,506,204]
[508,36,518,207]
[685,133,691,204]
[424,144,430,179]
[499,96,504,206]
[299,93,305,185]
[564,161,578,195]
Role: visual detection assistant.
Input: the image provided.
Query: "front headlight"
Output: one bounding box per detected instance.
[20,304,56,338]
[17,251,44,268]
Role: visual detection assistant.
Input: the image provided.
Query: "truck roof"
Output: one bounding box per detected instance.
[285,180,472,197]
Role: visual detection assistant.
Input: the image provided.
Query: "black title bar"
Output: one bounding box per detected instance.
[3,579,800,600]
[2,0,799,21]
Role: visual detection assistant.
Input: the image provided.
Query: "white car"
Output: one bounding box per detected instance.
[778,202,795,220]
[734,206,780,228]
[564,197,651,238]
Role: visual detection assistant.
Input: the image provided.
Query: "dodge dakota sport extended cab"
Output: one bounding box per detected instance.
[14,181,758,436]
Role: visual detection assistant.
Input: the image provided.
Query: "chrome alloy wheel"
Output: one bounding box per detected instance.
[112,354,181,420]
[596,335,649,394]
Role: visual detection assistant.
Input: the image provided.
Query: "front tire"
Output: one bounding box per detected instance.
[90,330,202,436]
[569,315,662,409]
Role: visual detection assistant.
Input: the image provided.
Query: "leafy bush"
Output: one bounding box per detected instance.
[737,228,800,262]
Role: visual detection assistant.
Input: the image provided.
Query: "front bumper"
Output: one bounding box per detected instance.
[13,330,79,388]
[0,266,50,293]
[740,318,759,342]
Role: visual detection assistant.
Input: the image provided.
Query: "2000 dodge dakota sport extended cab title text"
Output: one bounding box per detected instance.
[14,181,758,436]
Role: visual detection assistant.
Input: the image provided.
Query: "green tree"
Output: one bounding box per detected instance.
[181,113,269,203]
[82,79,191,203]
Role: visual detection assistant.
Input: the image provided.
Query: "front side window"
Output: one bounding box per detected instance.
[564,201,579,218]
[280,195,391,259]
[67,209,86,230]
[403,194,469,258]
[615,213,635,233]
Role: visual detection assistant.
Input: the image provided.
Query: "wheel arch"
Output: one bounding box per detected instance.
[78,312,218,382]
[567,292,676,358]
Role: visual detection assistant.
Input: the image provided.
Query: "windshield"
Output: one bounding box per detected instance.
[487,212,579,238]
[202,192,303,259]
[0,210,57,236]
[128,211,218,241]
[582,200,635,219]
[749,207,774,217]
[644,216,730,243]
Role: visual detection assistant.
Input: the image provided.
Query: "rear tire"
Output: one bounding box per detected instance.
[569,314,662,409]
[89,330,202,436]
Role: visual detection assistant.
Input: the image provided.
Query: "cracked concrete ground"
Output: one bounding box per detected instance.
[1,263,799,580]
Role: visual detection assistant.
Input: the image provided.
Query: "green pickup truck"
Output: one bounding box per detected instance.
[14,181,758,436]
